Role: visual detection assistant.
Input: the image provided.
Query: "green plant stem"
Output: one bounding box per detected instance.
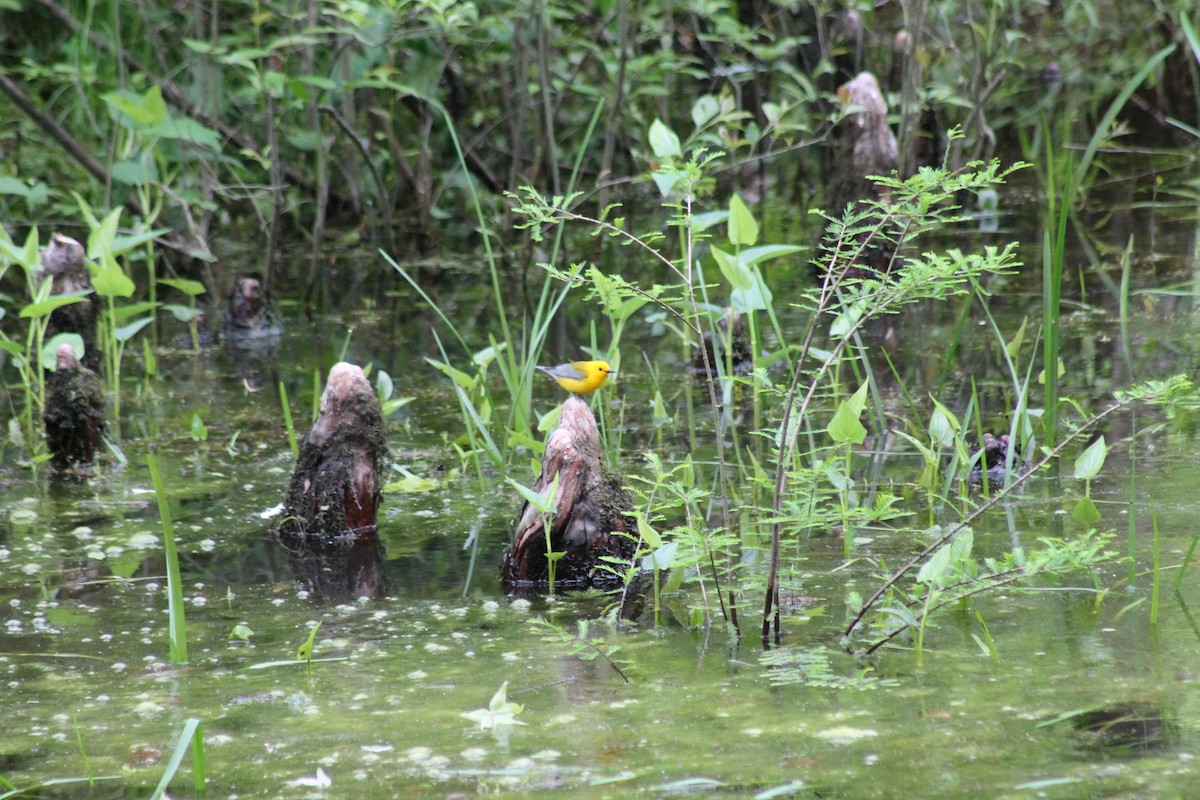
[1150,509,1161,627]
[279,380,298,459]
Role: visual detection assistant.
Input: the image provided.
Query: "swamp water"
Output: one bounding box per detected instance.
[4,170,1200,798]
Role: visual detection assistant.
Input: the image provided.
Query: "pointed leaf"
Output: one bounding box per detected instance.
[641,541,678,571]
[728,193,759,247]
[1073,436,1107,481]
[296,621,322,661]
[20,293,88,319]
[86,208,122,259]
[691,94,720,128]
[636,511,662,549]
[158,278,208,297]
[928,399,960,448]
[712,246,754,290]
[648,118,682,160]
[738,244,806,265]
[90,255,135,298]
[827,384,870,445]
[115,316,155,342]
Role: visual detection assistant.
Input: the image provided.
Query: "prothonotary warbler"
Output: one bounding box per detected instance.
[536,360,615,395]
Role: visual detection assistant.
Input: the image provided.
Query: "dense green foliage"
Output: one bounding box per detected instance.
[1,0,1196,285]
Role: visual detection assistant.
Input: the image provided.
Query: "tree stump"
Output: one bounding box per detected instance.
[822,72,903,279]
[276,363,390,599]
[39,234,100,370]
[502,394,634,589]
[43,344,105,475]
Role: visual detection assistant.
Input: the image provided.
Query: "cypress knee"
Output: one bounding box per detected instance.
[276,363,390,599]
[44,344,105,475]
[502,394,635,589]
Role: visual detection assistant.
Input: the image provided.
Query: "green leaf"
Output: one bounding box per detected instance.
[636,511,662,549]
[712,246,754,291]
[112,228,171,257]
[190,413,208,442]
[0,177,31,197]
[1005,317,1028,359]
[90,256,135,298]
[830,301,864,337]
[641,541,677,571]
[86,208,122,259]
[505,428,547,457]
[731,266,773,313]
[159,278,207,297]
[102,86,168,129]
[381,396,414,416]
[150,117,221,150]
[296,620,322,662]
[738,244,805,265]
[460,681,526,729]
[162,304,201,323]
[506,474,559,514]
[537,403,563,433]
[827,383,869,445]
[651,171,680,197]
[691,94,720,128]
[375,369,395,402]
[228,624,254,642]
[728,194,759,247]
[690,210,729,232]
[648,118,682,160]
[928,400,960,448]
[20,293,88,319]
[110,160,158,186]
[1072,497,1101,526]
[1073,436,1107,481]
[112,301,159,324]
[114,316,154,342]
[425,357,475,390]
[384,468,439,493]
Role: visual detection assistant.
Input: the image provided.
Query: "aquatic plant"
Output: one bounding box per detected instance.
[529,617,632,684]
[460,681,526,730]
[150,718,205,800]
[146,453,188,664]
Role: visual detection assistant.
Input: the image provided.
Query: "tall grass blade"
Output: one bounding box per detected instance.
[1150,509,1161,627]
[149,717,204,800]
[279,380,299,459]
[1174,531,1200,593]
[146,454,187,664]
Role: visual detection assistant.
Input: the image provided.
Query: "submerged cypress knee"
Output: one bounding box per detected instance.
[502,394,634,589]
[223,274,280,341]
[277,363,390,598]
[43,344,105,475]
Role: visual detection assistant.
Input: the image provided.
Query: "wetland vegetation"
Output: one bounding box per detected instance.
[2,0,1200,796]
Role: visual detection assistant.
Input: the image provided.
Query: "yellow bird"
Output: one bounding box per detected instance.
[536,360,616,395]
